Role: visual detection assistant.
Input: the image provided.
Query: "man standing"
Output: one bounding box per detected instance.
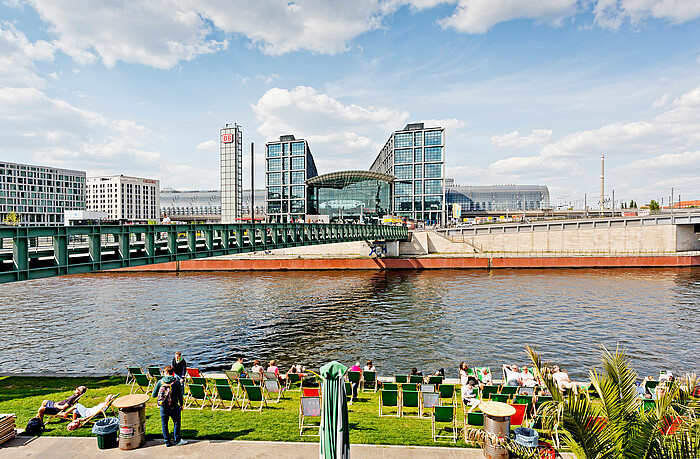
[152,365,186,447]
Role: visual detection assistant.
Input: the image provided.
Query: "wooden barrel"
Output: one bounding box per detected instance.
[118,404,146,450]
[479,401,515,459]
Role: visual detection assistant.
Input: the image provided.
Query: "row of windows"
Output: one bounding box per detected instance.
[394,195,443,211]
[268,200,305,214]
[267,186,305,200]
[267,172,305,186]
[394,147,443,164]
[394,179,443,196]
[394,130,442,148]
[394,163,442,180]
[267,142,306,158]
[266,157,305,172]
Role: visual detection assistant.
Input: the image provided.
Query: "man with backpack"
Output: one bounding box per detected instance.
[151,365,186,447]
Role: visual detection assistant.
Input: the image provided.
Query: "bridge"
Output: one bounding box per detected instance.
[0,223,409,284]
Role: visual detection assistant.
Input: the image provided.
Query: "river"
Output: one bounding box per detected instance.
[1,268,698,380]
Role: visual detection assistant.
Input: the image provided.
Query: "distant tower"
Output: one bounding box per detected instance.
[600,154,605,211]
[220,124,243,223]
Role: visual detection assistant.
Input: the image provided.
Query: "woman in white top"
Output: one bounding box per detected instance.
[363,359,375,372]
[520,366,537,387]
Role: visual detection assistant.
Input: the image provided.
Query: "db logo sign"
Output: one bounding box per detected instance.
[221,133,233,143]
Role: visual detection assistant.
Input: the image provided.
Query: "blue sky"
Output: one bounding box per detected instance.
[2,0,700,207]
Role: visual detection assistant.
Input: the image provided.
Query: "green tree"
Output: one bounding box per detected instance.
[3,212,19,226]
[630,200,638,209]
[649,200,660,211]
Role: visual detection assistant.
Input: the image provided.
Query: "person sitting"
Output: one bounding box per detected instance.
[364,359,375,372]
[462,379,479,406]
[503,365,522,386]
[520,366,537,387]
[459,362,479,401]
[66,395,117,430]
[435,368,445,377]
[410,367,423,377]
[551,365,576,392]
[349,362,362,401]
[250,359,265,378]
[655,375,675,400]
[478,367,493,385]
[36,386,87,422]
[267,359,286,383]
[230,357,246,377]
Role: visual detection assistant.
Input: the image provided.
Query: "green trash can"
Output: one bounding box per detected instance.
[92,417,119,449]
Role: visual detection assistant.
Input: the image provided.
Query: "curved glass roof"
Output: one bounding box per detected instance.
[306,170,395,189]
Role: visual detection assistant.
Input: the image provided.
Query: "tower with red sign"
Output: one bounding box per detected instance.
[220,123,243,223]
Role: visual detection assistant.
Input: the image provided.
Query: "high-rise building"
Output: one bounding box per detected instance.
[0,161,85,226]
[265,134,318,222]
[370,122,446,223]
[86,175,160,221]
[220,123,243,223]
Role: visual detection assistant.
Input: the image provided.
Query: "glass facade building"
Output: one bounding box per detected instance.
[306,171,393,223]
[0,161,85,226]
[370,123,445,223]
[446,185,551,215]
[220,123,243,223]
[265,135,318,222]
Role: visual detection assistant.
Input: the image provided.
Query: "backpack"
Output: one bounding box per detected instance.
[25,417,44,435]
[157,381,175,407]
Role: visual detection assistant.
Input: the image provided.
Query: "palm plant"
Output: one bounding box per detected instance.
[522,346,699,459]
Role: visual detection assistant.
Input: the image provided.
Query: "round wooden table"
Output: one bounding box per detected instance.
[479,400,516,417]
[113,394,149,409]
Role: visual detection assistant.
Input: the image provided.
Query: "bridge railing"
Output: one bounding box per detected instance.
[0,223,409,283]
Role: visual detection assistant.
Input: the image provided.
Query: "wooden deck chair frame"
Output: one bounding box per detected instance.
[361,370,378,393]
[401,388,420,418]
[130,373,152,394]
[147,366,162,379]
[211,382,239,411]
[302,387,320,397]
[409,375,424,384]
[432,405,457,443]
[264,379,285,403]
[189,376,211,399]
[224,370,242,398]
[379,390,400,417]
[480,385,499,400]
[299,396,321,436]
[66,393,120,429]
[126,366,143,385]
[439,384,456,406]
[509,403,528,426]
[286,372,303,391]
[241,385,268,412]
[420,391,441,418]
[249,371,264,386]
[184,384,209,410]
[46,392,85,423]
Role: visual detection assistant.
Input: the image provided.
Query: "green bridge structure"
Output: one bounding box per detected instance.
[0,223,409,284]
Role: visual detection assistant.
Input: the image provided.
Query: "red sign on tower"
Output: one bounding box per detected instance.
[221,133,233,143]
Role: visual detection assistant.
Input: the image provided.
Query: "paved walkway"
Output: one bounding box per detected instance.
[0,436,575,458]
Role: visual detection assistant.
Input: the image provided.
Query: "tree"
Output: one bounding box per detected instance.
[630,200,638,209]
[3,212,19,226]
[649,200,660,211]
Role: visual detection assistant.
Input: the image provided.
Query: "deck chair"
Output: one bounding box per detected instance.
[264,371,278,381]
[240,377,255,389]
[409,375,424,384]
[299,396,321,436]
[439,384,456,405]
[190,376,210,398]
[432,406,457,442]
[46,392,86,423]
[126,366,143,385]
[513,394,534,416]
[466,410,484,427]
[241,385,268,412]
[475,367,491,383]
[420,391,440,418]
[641,399,656,412]
[401,383,418,393]
[345,382,353,404]
[491,393,510,403]
[480,385,499,400]
[224,370,242,397]
[211,381,239,411]
[184,384,209,410]
[249,371,264,386]
[395,375,408,383]
[383,383,398,391]
[347,370,361,384]
[509,404,528,426]
[303,388,320,397]
[187,368,203,379]
[401,388,420,417]
[130,373,152,394]
[379,389,400,417]
[147,366,162,381]
[287,372,303,391]
[535,395,554,411]
[500,385,518,396]
[361,370,377,393]
[518,386,536,396]
[65,394,119,430]
[421,384,436,393]
[645,380,660,394]
[427,375,443,385]
[264,379,285,403]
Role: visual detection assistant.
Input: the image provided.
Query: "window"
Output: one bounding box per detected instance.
[267,173,281,186]
[394,196,412,211]
[282,172,290,185]
[267,158,282,172]
[268,201,281,213]
[414,180,423,194]
[414,164,423,178]
[394,182,412,196]
[424,179,442,194]
[424,147,442,162]
[267,144,281,157]
[291,171,305,184]
[414,148,423,162]
[291,157,305,170]
[424,195,442,210]
[424,163,442,178]
[414,132,423,146]
[283,157,290,170]
[291,142,305,154]
[424,130,442,146]
[282,187,289,199]
[282,143,290,156]
[394,165,412,180]
[290,200,305,213]
[414,198,423,211]
[395,149,412,164]
[291,186,305,199]
[395,133,413,148]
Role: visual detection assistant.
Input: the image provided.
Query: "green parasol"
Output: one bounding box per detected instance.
[319,361,350,459]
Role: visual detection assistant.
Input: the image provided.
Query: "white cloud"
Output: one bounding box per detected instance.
[0,22,54,87]
[439,0,578,33]
[625,150,700,171]
[652,92,670,108]
[491,129,552,149]
[196,140,218,151]
[594,0,700,30]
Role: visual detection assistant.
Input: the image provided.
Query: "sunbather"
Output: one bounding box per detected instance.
[36,386,87,422]
[250,360,265,377]
[66,395,117,430]
[503,365,522,386]
[551,365,576,392]
[364,360,375,372]
[267,360,286,383]
[520,366,537,387]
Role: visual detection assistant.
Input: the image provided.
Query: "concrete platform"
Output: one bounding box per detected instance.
[0,436,575,458]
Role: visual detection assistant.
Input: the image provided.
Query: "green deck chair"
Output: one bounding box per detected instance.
[299,396,321,436]
[500,385,518,396]
[379,390,400,417]
[427,375,443,385]
[409,375,424,384]
[641,399,656,412]
[383,383,398,391]
[394,375,408,383]
[184,383,209,410]
[401,388,420,417]
[287,372,303,391]
[126,366,143,385]
[347,370,361,384]
[466,410,484,426]
[480,385,499,400]
[475,367,491,383]
[535,395,554,411]
[147,366,162,377]
[401,383,418,393]
[491,393,510,403]
[130,373,152,394]
[240,377,255,387]
[645,380,660,394]
[190,376,210,398]
[420,391,441,418]
[439,384,456,405]
[212,382,239,411]
[361,370,378,393]
[432,406,457,442]
[241,385,268,412]
[345,382,353,404]
[264,379,285,403]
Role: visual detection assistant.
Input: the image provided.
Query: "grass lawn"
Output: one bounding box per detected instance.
[0,376,552,448]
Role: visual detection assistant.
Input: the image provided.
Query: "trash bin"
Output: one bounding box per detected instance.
[92,417,119,449]
[514,426,539,447]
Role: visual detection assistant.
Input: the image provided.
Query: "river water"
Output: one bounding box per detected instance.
[1,268,698,380]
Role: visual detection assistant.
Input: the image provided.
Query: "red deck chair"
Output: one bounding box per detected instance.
[660,416,682,435]
[187,368,203,378]
[303,388,320,397]
[509,404,528,426]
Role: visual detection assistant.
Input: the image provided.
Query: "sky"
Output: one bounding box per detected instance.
[1,0,700,208]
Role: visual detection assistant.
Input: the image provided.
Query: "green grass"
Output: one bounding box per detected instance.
[0,376,548,448]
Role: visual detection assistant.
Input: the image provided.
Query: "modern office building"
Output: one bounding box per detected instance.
[265,134,318,222]
[86,175,160,221]
[370,122,446,223]
[0,161,85,226]
[446,184,550,216]
[160,188,265,222]
[306,171,393,223]
[220,123,243,223]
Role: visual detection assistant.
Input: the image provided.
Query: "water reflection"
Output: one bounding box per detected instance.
[0,268,698,380]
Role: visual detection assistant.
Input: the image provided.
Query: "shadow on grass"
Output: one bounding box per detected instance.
[348,422,377,433]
